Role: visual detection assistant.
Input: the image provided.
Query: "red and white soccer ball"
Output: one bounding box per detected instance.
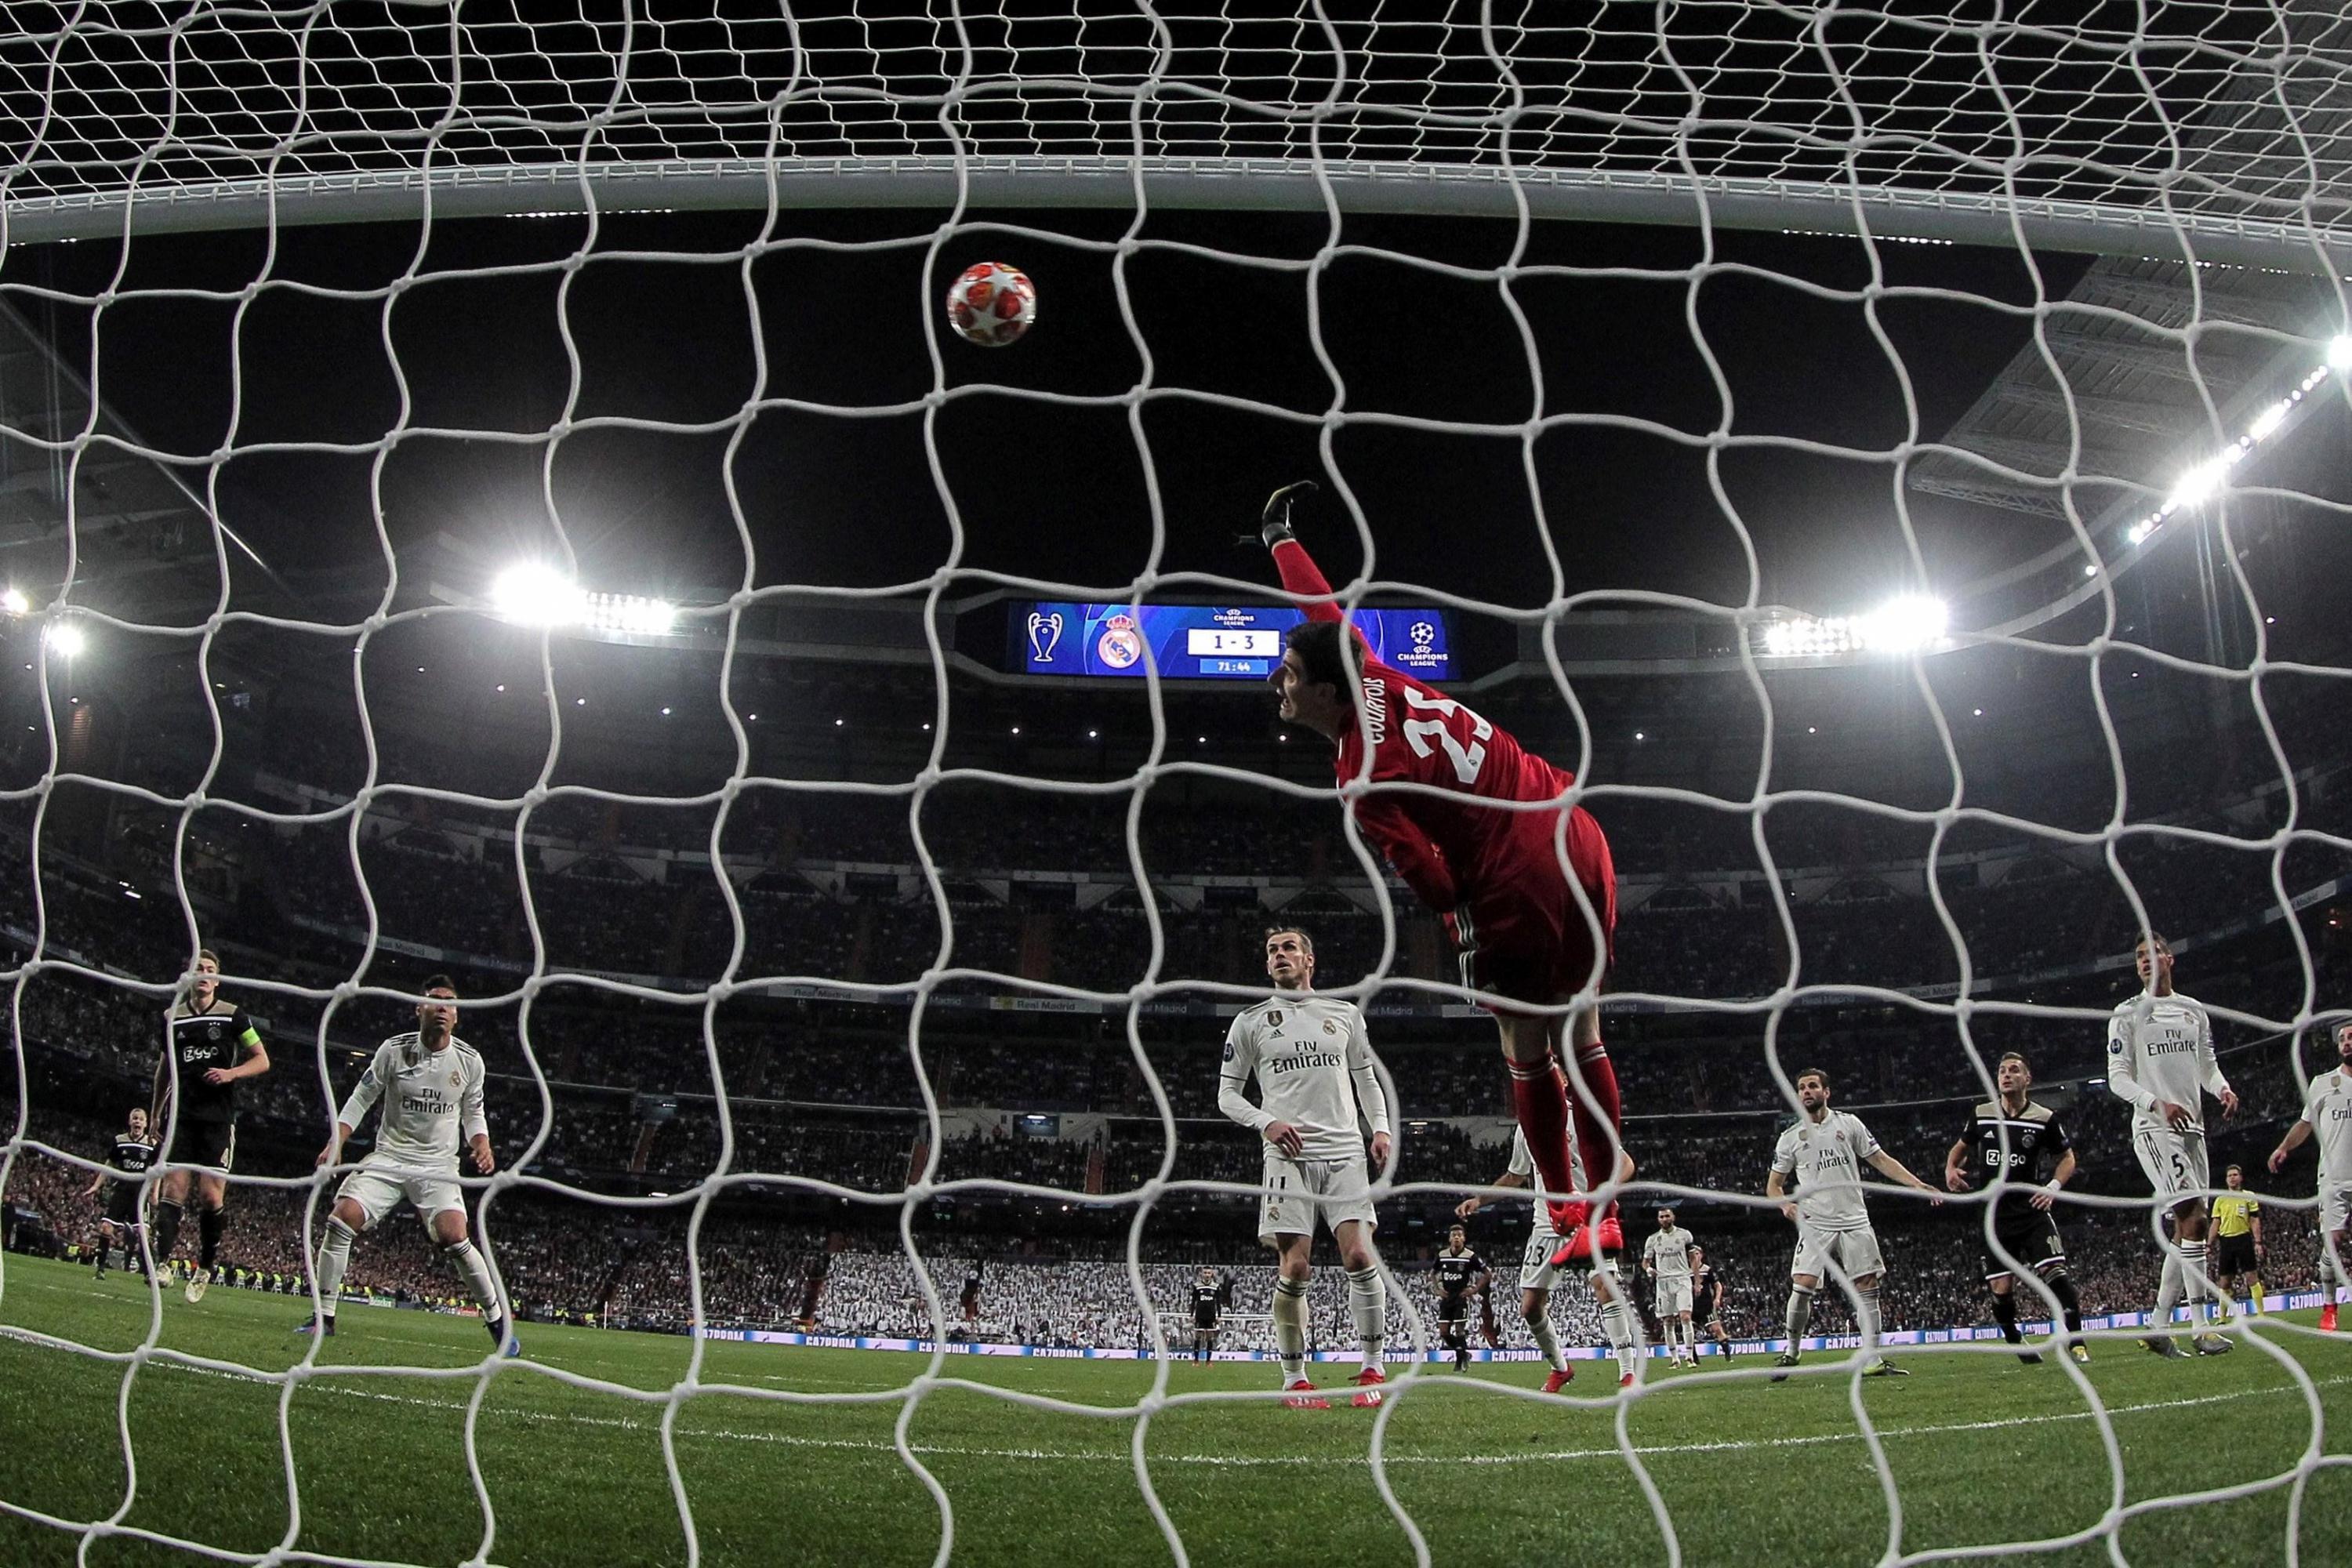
[946,261,1037,348]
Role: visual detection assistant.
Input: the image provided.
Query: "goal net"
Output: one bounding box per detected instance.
[3,2,2350,1564]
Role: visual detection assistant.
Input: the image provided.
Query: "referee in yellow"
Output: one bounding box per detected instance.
[2209,1164,2265,1319]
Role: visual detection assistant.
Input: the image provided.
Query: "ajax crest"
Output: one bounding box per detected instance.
[1096,613,1143,670]
[1027,610,1064,663]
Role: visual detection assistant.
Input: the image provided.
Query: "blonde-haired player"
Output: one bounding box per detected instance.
[2269,1018,2352,1332]
[1218,927,1392,1409]
[2107,934,2238,1357]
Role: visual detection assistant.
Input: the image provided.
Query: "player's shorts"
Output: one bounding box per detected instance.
[1981,1211,2067,1279]
[2210,1232,2258,1276]
[157,1118,235,1174]
[1257,1151,1377,1243]
[2324,1185,2352,1236]
[1451,805,1617,1010]
[1654,1277,1693,1316]
[1436,1292,1470,1327]
[102,1185,143,1227]
[1191,1314,1218,1333]
[1791,1221,1885,1283]
[1519,1222,1564,1291]
[2132,1123,2210,1208]
[336,1156,464,1229]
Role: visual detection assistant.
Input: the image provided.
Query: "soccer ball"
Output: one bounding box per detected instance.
[946,262,1037,348]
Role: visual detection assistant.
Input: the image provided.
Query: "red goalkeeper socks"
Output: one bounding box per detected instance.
[1566,1039,1624,1186]
[1507,1054,1581,1208]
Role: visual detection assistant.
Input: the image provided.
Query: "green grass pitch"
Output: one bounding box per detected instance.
[3,1256,2350,1566]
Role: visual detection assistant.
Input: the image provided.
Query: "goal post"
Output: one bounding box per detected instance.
[2,3,2348,271]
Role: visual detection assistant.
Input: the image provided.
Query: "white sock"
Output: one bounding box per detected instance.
[443,1237,503,1323]
[1345,1267,1386,1369]
[2178,1242,2209,1326]
[2155,1248,2183,1323]
[1272,1276,1309,1384]
[1600,1298,1639,1377]
[1854,1286,1882,1352]
[314,1218,355,1318]
[1527,1312,1566,1373]
[1784,1286,1814,1347]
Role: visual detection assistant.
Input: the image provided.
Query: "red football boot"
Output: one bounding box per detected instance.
[1282,1378,1330,1410]
[1352,1365,1387,1408]
[2324,1303,2340,1333]
[1545,1197,1588,1237]
[1541,1367,1575,1395]
[1547,1214,1625,1272]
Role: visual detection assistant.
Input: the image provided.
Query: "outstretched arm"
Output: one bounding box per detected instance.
[1262,481,1345,626]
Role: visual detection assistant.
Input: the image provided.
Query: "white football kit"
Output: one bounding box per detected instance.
[1771,1110,1888,1283]
[1508,1126,1598,1290]
[1218,994,1390,1243]
[334,1032,490,1227]
[2106,991,2229,1205]
[1645,1225,1697,1316]
[2299,1068,2352,1233]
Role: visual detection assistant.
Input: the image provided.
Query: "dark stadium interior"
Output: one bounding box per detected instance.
[2,570,2348,1348]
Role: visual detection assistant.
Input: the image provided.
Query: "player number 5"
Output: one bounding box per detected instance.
[1401,690,1492,785]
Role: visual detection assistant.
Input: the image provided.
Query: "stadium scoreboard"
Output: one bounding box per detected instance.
[1013,601,1453,681]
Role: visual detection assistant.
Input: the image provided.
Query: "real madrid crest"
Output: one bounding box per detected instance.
[1095,612,1143,670]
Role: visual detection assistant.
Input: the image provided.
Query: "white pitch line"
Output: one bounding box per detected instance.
[94,1353,2352,1470]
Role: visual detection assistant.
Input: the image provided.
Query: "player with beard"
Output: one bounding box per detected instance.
[1219,926,1394,1409]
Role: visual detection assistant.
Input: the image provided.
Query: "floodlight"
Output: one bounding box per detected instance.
[2330,334,2352,371]
[2127,521,2156,546]
[2248,400,2290,441]
[43,622,85,659]
[582,592,678,636]
[1854,595,1947,653]
[0,588,27,615]
[2165,456,2228,511]
[491,562,585,627]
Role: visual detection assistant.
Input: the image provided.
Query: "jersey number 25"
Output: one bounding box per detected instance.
[1400,689,1492,785]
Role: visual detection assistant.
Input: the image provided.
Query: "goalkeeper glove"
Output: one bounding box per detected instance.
[1260,479,1318,549]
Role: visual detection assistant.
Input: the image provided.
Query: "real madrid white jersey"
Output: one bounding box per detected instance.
[2106,991,2228,1134]
[337,1032,489,1171]
[1643,1225,1696,1279]
[2300,1068,2352,1185]
[1770,1110,1882,1232]
[1218,993,1391,1162]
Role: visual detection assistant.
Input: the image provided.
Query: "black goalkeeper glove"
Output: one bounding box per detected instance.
[1260,479,1318,549]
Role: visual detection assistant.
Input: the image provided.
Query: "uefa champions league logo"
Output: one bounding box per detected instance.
[1027,610,1064,663]
[1411,620,1435,649]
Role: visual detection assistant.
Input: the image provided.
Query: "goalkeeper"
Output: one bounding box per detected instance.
[1256,482,1621,1254]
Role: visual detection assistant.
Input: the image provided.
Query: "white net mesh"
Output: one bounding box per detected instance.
[4,2,2352,1564]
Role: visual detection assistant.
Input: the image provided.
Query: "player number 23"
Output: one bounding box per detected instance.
[1400,689,1493,784]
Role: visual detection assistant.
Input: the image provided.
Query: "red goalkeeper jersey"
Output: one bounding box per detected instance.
[1273,539,1582,915]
